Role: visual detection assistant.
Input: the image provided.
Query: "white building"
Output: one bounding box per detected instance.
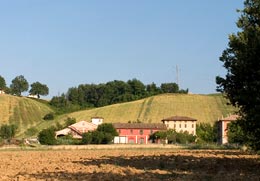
[91,117,104,126]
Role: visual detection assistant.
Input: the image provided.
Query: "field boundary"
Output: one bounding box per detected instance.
[0,144,185,151]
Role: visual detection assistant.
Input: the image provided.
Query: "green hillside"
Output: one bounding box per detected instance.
[0,94,53,136]
[59,93,236,125]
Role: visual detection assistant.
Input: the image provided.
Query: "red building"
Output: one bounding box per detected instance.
[113,123,167,144]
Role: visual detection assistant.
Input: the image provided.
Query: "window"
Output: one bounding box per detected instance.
[192,124,194,128]
[150,129,153,134]
[174,124,176,129]
[130,129,133,134]
[185,124,187,128]
[140,129,144,135]
[118,129,121,134]
[179,124,182,128]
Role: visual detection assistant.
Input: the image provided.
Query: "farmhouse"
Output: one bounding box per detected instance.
[113,123,167,144]
[161,116,197,135]
[218,114,239,144]
[56,121,98,139]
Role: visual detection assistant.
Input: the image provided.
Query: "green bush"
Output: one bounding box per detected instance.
[196,122,217,143]
[65,117,76,127]
[149,129,196,144]
[38,127,56,145]
[0,124,18,139]
[25,127,38,137]
[56,135,81,145]
[81,123,118,145]
[43,113,55,120]
[82,132,93,144]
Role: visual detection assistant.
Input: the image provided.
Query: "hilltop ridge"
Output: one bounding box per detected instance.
[61,93,236,124]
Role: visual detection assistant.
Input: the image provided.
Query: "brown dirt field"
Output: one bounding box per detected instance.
[0,149,259,181]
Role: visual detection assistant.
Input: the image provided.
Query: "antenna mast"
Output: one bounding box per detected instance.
[176,65,179,86]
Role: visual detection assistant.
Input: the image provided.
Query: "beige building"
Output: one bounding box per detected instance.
[56,121,98,139]
[161,116,197,135]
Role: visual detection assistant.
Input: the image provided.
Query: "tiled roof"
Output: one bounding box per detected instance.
[161,116,197,122]
[113,123,167,130]
[219,115,239,121]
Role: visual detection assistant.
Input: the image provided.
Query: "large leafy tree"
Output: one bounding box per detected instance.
[0,75,6,90]
[29,81,49,98]
[10,75,29,96]
[216,0,260,150]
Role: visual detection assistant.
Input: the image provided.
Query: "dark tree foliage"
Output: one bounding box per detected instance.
[10,75,29,96]
[0,124,18,139]
[227,120,246,144]
[64,117,76,127]
[127,78,146,99]
[38,127,56,145]
[29,81,49,98]
[146,82,161,96]
[81,132,93,144]
[97,123,118,136]
[43,113,55,120]
[81,123,118,145]
[149,129,196,144]
[196,123,218,143]
[160,83,179,93]
[50,79,188,113]
[0,75,6,90]
[216,0,260,151]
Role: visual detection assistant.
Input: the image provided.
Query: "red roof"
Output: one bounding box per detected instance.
[113,123,167,130]
[162,116,197,122]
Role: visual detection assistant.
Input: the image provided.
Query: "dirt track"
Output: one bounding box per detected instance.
[0,148,259,180]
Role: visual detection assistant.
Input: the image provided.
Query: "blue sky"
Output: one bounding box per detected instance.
[0,1,244,98]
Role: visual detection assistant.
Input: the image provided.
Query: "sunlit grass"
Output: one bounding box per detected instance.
[60,93,236,124]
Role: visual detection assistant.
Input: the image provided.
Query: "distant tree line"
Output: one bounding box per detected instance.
[50,79,188,113]
[0,75,49,98]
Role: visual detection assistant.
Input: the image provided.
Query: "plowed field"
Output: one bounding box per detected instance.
[0,149,259,180]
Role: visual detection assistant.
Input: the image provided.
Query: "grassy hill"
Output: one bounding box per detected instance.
[0,94,53,136]
[58,93,236,125]
[0,93,237,138]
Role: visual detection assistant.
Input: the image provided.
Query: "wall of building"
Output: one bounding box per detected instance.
[115,128,159,144]
[164,120,196,135]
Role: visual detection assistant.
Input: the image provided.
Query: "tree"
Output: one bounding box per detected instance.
[0,75,6,90]
[29,81,49,98]
[196,123,218,143]
[216,0,260,150]
[65,117,76,127]
[81,132,93,144]
[160,83,179,93]
[227,120,246,144]
[0,124,18,139]
[38,127,56,145]
[146,82,160,96]
[10,75,29,96]
[81,123,118,145]
[127,78,146,99]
